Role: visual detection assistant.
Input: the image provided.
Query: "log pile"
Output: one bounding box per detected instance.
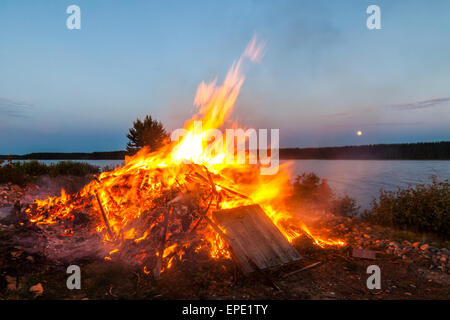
[19,164,300,277]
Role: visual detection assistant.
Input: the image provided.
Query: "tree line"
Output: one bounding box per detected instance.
[280,141,450,160]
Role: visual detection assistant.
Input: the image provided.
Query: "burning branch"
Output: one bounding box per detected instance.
[95,191,115,241]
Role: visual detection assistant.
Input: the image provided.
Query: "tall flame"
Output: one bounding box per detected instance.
[25,35,344,274]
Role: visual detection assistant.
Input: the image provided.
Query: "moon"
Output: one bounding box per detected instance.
[357,130,363,136]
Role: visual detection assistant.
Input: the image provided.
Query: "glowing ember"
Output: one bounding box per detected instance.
[24,35,344,275]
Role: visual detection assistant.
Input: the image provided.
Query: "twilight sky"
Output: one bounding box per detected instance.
[1,0,450,154]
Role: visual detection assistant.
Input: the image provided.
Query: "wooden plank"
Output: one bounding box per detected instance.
[213,204,301,273]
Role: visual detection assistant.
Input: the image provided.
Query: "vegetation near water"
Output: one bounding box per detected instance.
[291,173,449,239]
[0,160,100,185]
[362,177,449,239]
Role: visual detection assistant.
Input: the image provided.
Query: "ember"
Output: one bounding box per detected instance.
[23,35,345,276]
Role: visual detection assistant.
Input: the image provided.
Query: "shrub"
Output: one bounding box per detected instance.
[331,195,360,218]
[291,173,334,210]
[362,177,450,239]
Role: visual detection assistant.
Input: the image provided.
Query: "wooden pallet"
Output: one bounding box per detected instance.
[213,204,301,273]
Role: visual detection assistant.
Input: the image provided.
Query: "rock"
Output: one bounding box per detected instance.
[6,275,17,291]
[420,244,429,251]
[0,206,13,221]
[29,283,44,296]
[10,250,23,258]
[402,247,412,254]
[389,241,400,248]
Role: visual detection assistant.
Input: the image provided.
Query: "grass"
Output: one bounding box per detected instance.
[0,160,100,186]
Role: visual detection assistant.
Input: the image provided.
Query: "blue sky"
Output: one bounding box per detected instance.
[1,0,449,153]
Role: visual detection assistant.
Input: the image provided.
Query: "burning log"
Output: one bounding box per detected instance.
[94,191,114,240]
[212,204,302,274]
[153,206,173,279]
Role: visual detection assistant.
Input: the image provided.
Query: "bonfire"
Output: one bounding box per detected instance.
[23,36,344,277]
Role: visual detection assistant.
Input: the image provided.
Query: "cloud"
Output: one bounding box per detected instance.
[0,97,32,118]
[387,97,450,111]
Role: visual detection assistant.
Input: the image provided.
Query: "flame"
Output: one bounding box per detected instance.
[24,35,344,275]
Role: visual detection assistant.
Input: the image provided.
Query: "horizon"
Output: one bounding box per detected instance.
[1,0,450,154]
[1,140,449,157]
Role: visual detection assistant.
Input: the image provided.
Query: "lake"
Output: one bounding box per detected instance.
[286,160,450,208]
[14,159,450,209]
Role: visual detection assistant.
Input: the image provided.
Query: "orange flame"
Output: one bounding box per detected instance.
[25,35,344,274]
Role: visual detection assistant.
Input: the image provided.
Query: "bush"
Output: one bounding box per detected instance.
[331,195,360,218]
[291,172,361,218]
[362,177,450,239]
[291,173,334,210]
[0,161,100,186]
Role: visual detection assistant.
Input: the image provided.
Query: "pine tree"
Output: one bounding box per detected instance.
[126,115,169,154]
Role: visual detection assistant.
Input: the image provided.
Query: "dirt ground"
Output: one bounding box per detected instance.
[1,220,448,300]
[0,181,449,300]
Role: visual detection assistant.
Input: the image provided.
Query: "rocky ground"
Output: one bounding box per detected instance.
[0,181,449,300]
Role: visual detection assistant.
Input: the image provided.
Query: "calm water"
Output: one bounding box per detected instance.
[14,159,450,208]
[285,160,450,208]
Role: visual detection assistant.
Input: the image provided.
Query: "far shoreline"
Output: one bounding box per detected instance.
[1,141,450,161]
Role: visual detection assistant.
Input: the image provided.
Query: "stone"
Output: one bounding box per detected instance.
[6,275,17,291]
[389,241,400,248]
[29,283,44,296]
[352,248,376,259]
